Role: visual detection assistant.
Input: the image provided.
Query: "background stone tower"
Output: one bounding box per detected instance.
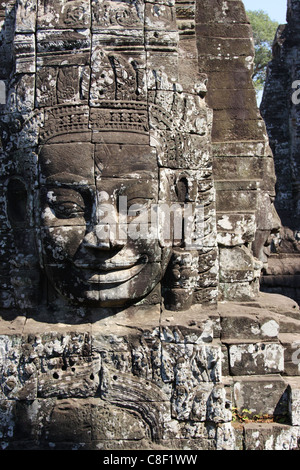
[195,0,281,302]
[261,0,300,304]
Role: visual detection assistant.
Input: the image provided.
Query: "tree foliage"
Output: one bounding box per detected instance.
[247,10,279,92]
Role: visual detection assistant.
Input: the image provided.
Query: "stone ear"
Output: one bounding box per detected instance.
[175,176,189,203]
[6,177,28,228]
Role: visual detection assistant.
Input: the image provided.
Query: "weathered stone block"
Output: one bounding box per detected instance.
[0,399,15,442]
[212,140,267,158]
[91,400,149,441]
[14,33,36,74]
[160,306,215,344]
[216,192,258,214]
[10,398,56,443]
[171,382,213,421]
[91,0,144,32]
[23,331,92,358]
[243,423,300,451]
[38,141,95,183]
[206,384,232,423]
[232,375,288,419]
[219,280,260,302]
[219,246,256,283]
[37,0,91,29]
[44,398,92,443]
[228,342,285,376]
[195,0,248,25]
[6,74,35,114]
[0,335,37,400]
[286,378,300,426]
[215,423,236,450]
[15,0,37,33]
[38,355,101,398]
[161,342,222,384]
[279,334,300,376]
[198,37,253,61]
[220,310,280,341]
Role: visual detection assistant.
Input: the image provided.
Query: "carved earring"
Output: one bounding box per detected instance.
[162,176,199,311]
[163,248,199,311]
[6,177,41,308]
[6,177,28,228]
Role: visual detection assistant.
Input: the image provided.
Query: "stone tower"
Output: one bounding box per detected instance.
[261,0,300,305]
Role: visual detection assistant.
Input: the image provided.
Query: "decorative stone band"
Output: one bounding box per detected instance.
[39,105,90,144]
[38,100,210,170]
[38,102,149,144]
[89,101,149,134]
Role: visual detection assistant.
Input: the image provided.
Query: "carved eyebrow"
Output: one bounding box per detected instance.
[46,187,85,203]
[45,173,94,185]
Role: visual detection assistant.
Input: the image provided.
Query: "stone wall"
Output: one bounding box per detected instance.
[1,0,300,452]
[1,292,300,450]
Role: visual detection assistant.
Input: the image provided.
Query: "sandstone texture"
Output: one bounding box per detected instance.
[0,0,299,452]
[0,294,300,450]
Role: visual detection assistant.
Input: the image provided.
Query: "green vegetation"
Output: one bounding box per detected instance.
[232,407,289,424]
[246,10,279,93]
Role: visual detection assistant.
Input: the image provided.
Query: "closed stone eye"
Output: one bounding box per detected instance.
[46,188,86,220]
[50,201,85,219]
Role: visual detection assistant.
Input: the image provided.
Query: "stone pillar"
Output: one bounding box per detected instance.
[195,0,280,301]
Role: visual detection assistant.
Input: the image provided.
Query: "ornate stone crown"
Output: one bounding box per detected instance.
[37,44,210,170]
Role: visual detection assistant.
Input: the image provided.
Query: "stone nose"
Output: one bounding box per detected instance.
[83,191,127,250]
[83,223,126,251]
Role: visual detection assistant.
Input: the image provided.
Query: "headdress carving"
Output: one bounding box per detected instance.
[18,0,210,170]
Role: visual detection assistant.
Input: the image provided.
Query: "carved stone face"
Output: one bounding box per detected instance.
[38,137,172,307]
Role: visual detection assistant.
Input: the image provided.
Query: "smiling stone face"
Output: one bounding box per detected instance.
[38,137,172,307]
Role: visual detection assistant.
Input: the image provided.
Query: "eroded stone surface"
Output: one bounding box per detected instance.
[0,0,299,452]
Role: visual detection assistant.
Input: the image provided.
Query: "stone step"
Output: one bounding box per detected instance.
[224,375,288,421]
[276,314,300,334]
[249,292,300,318]
[279,334,300,376]
[220,310,281,342]
[222,341,285,376]
[241,422,300,450]
[284,377,300,426]
[218,297,300,378]
[219,296,300,343]
[222,333,300,378]
[226,375,300,449]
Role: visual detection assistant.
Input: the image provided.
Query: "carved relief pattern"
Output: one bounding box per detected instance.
[0,0,293,453]
[92,0,144,29]
[0,0,220,317]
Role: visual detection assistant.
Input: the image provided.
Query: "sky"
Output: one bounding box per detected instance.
[242,0,287,105]
[243,0,287,24]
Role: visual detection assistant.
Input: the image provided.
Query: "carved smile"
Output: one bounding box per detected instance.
[74,255,149,285]
[87,261,146,284]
